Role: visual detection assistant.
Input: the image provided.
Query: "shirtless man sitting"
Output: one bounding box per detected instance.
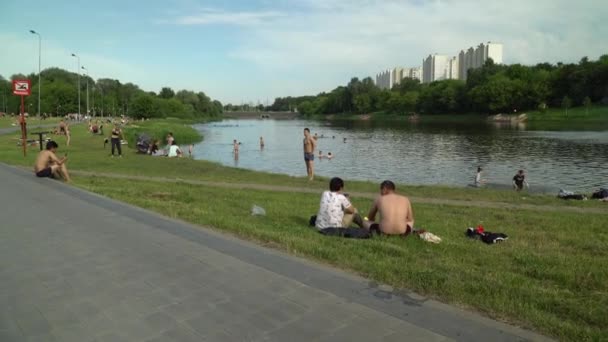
[362,180,414,235]
[34,140,71,182]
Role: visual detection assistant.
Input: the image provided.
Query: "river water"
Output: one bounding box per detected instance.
[191,119,608,193]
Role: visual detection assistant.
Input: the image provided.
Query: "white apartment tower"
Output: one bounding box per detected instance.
[458,42,503,80]
[422,54,449,83]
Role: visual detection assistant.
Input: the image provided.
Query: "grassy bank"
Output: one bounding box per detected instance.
[0,124,605,209]
[1,120,607,340]
[306,105,608,125]
[526,104,608,122]
[73,176,607,341]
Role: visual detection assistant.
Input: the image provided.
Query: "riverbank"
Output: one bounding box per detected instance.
[0,123,606,341]
[303,104,608,125]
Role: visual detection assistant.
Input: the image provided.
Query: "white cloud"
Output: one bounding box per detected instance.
[229,0,608,76]
[164,8,286,26]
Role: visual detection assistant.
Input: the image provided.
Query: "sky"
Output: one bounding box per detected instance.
[1,0,606,104]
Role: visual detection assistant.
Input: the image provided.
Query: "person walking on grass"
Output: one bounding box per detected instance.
[303,128,317,181]
[110,123,123,157]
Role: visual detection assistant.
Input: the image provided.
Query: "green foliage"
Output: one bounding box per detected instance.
[266,54,608,116]
[0,67,222,119]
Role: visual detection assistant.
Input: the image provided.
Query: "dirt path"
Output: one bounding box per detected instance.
[70,170,607,215]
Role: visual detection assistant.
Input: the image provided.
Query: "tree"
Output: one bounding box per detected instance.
[583,96,591,115]
[562,96,572,116]
[159,87,175,99]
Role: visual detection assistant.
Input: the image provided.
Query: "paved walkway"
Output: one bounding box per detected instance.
[0,163,551,342]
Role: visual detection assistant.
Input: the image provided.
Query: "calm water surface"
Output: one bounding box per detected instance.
[191,119,608,192]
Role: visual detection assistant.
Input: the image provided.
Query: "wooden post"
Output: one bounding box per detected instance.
[20,95,27,156]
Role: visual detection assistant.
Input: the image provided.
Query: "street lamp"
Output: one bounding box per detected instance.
[71,53,80,115]
[81,66,89,116]
[29,30,41,119]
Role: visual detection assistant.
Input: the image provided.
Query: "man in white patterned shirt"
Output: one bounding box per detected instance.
[315,177,360,230]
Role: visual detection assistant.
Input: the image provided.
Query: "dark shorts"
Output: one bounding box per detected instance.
[35,167,53,178]
[369,223,412,237]
[304,152,315,161]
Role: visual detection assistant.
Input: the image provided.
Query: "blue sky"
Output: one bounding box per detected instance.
[1,0,606,104]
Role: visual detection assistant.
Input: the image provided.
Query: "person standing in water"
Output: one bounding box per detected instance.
[303,128,317,181]
[474,166,485,187]
[260,136,265,150]
[233,139,239,157]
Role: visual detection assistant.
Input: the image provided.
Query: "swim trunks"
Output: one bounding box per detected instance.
[369,223,412,236]
[304,152,315,161]
[35,167,53,178]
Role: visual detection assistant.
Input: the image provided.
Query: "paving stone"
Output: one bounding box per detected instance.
[14,310,52,337]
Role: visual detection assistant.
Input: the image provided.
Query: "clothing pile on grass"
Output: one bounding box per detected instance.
[466,225,508,244]
[558,189,587,200]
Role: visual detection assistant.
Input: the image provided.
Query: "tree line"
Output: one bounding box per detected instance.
[0,67,223,119]
[268,55,608,115]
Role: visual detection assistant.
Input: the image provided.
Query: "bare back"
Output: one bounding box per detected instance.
[375,193,414,234]
[34,150,58,172]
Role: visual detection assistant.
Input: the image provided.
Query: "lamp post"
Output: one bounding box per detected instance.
[71,53,80,115]
[81,66,89,116]
[29,30,41,119]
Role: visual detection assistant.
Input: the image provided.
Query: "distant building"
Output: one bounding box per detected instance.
[448,56,459,80]
[375,66,422,89]
[458,42,503,80]
[422,54,449,83]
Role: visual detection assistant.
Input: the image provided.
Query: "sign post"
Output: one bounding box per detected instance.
[13,80,31,157]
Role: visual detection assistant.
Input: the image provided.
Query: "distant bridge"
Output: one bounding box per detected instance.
[221,111,301,120]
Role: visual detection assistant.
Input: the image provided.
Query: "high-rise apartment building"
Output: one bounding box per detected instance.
[375,66,421,90]
[422,54,449,83]
[458,42,503,80]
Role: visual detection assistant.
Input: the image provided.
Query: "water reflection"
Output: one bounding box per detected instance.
[192,119,608,192]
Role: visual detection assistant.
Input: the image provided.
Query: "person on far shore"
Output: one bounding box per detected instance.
[361,180,414,236]
[188,144,193,158]
[260,136,265,150]
[34,140,71,182]
[303,128,317,181]
[512,169,529,191]
[474,166,485,187]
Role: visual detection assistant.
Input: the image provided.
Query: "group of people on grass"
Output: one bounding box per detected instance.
[147,132,192,158]
[314,177,414,236]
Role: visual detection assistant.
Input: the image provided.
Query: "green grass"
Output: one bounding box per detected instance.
[74,176,608,341]
[527,105,608,122]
